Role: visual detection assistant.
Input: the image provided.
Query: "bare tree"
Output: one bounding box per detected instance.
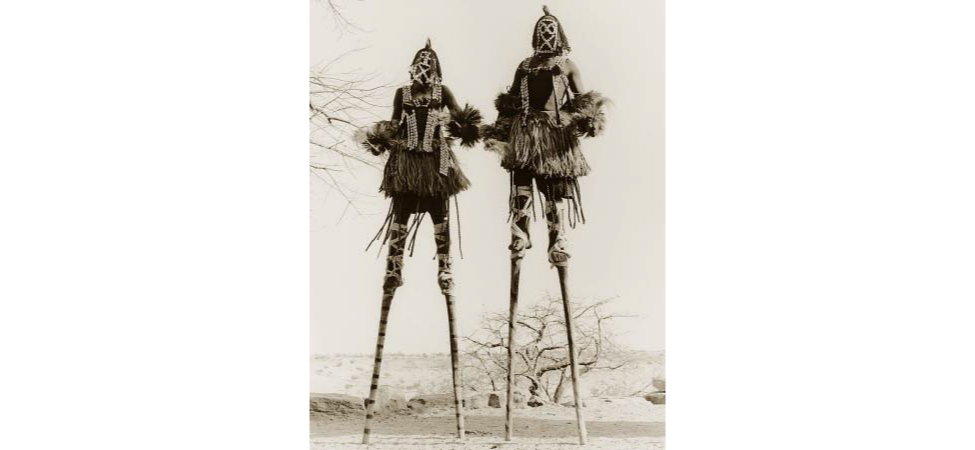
[310,0,393,219]
[463,295,632,404]
[317,0,366,36]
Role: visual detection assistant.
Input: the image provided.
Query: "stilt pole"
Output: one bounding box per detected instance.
[444,293,466,440]
[557,265,588,445]
[362,288,395,444]
[504,257,523,441]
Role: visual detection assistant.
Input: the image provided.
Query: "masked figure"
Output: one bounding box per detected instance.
[357,38,481,444]
[482,5,608,445]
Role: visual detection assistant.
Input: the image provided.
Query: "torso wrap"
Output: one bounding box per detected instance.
[401,83,451,175]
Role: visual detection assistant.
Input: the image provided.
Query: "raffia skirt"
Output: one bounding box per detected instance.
[379,138,469,213]
[500,109,591,178]
[498,109,590,201]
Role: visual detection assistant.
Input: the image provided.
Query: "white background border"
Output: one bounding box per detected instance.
[669,1,975,448]
[1,1,974,449]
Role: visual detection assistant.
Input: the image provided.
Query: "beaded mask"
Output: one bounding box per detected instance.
[534,17,561,54]
[532,6,569,55]
[410,49,439,86]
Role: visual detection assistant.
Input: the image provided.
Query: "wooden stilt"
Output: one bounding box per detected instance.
[362,288,395,445]
[444,293,466,440]
[504,257,523,441]
[557,265,588,445]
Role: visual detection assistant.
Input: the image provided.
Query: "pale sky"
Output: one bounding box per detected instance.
[311,0,664,354]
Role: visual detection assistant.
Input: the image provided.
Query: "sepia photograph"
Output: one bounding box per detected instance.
[7,2,975,450]
[8,2,975,450]
[311,1,664,448]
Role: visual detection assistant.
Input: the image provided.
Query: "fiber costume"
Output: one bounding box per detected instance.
[482,6,608,445]
[356,39,481,444]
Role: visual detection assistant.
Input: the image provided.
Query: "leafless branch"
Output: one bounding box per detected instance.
[316,0,367,37]
[310,38,396,220]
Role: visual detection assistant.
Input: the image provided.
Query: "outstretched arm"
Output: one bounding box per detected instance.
[441,85,461,115]
[508,69,523,97]
[391,87,403,122]
[566,59,585,94]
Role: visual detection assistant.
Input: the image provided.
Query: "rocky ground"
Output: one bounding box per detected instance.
[311,394,664,449]
[310,353,665,449]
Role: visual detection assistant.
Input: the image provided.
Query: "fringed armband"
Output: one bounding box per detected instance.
[566,91,609,138]
[446,104,483,148]
[355,120,402,156]
[480,117,514,155]
[494,91,521,118]
[478,90,521,155]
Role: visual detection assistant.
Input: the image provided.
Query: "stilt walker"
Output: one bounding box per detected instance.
[483,6,608,445]
[357,39,482,445]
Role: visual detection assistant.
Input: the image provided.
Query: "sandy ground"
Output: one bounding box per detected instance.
[311,435,665,450]
[310,397,664,449]
[310,354,664,448]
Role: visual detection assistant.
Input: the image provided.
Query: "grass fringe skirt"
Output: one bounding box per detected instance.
[500,110,591,178]
[380,144,470,198]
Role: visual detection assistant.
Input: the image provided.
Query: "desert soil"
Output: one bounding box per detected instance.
[310,353,664,449]
[311,398,664,449]
[311,435,664,450]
